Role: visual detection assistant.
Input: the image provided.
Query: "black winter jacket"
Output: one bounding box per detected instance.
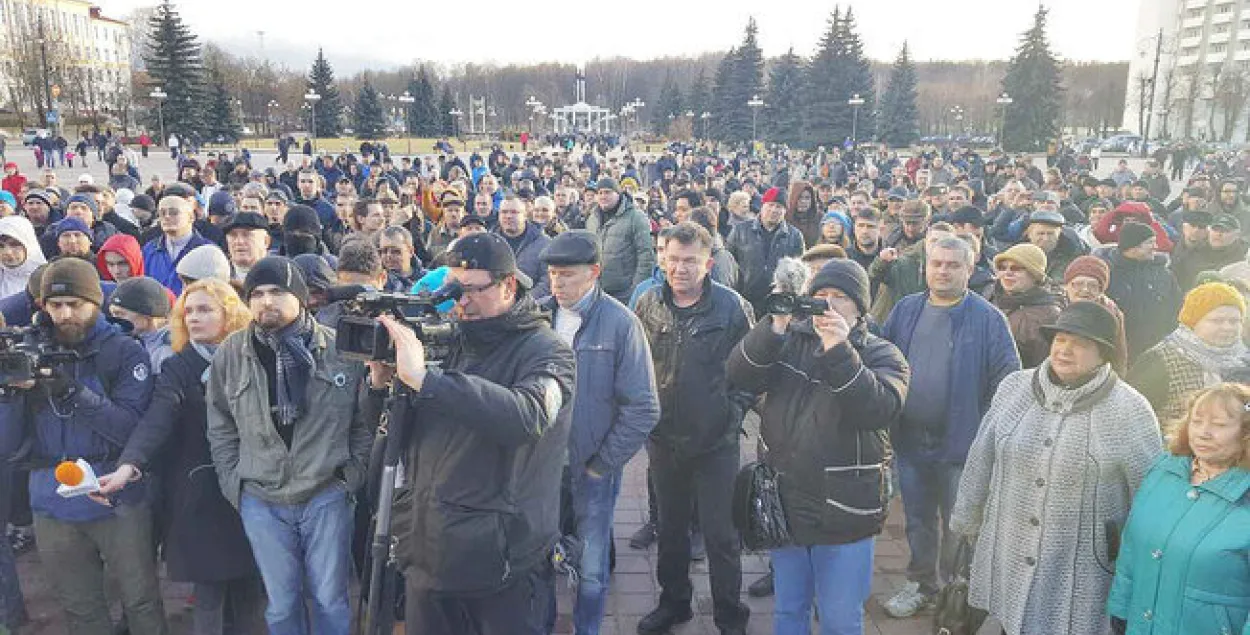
[725,218,806,311]
[634,278,755,456]
[728,317,909,546]
[1103,249,1182,363]
[393,295,576,596]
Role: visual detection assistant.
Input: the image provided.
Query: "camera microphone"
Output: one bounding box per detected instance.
[772,257,809,295]
[325,284,375,304]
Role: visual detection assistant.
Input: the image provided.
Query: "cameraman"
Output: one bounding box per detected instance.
[726,259,909,634]
[0,258,167,634]
[375,233,575,633]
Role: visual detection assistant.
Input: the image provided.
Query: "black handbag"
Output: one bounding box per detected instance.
[731,460,793,551]
[933,537,988,635]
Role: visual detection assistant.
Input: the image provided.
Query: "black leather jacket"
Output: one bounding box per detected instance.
[634,278,755,456]
[725,217,806,311]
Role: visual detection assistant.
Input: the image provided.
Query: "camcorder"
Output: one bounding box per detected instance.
[763,292,830,318]
[331,282,464,364]
[0,319,78,385]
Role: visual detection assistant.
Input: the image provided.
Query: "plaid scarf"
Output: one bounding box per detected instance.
[255,310,317,427]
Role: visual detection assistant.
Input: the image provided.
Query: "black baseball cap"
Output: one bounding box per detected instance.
[446,233,533,289]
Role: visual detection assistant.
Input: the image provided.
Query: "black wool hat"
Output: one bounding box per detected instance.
[539,230,601,266]
[130,194,156,214]
[807,259,871,317]
[950,206,986,227]
[244,256,310,306]
[110,277,172,318]
[283,204,322,234]
[1040,301,1120,360]
[292,254,337,291]
[1118,221,1156,250]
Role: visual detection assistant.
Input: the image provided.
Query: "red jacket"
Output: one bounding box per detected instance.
[2,171,26,202]
[96,233,145,280]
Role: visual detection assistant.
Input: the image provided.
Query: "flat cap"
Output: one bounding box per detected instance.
[539,230,601,266]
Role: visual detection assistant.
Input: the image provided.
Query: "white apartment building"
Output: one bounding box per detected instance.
[0,0,131,120]
[1125,0,1250,143]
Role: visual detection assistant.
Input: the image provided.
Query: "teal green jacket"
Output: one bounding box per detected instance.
[1108,454,1250,635]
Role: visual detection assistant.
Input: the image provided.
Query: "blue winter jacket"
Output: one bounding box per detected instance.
[881,291,1021,464]
[0,316,155,522]
[541,287,659,474]
[142,232,215,295]
[1108,454,1250,635]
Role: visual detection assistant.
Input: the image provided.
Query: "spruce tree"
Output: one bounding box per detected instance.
[765,49,805,147]
[841,9,877,144]
[143,0,205,138]
[203,64,240,143]
[654,74,684,131]
[438,85,456,137]
[709,48,737,141]
[879,43,920,148]
[1001,6,1064,152]
[803,7,846,146]
[687,69,710,119]
[406,66,439,137]
[307,48,344,138]
[353,78,387,140]
[727,18,765,143]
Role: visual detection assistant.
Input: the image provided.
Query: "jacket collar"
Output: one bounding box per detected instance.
[1160,456,1250,503]
[660,276,714,317]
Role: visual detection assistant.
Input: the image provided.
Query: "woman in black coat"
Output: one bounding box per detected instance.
[94,279,264,635]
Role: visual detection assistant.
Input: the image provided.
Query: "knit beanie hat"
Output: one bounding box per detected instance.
[1118,221,1156,250]
[1179,282,1247,328]
[55,217,93,240]
[283,204,322,234]
[994,243,1048,283]
[244,256,309,306]
[807,259,871,316]
[1063,255,1111,291]
[64,193,99,219]
[176,245,232,283]
[110,277,172,318]
[41,257,103,306]
[292,253,337,291]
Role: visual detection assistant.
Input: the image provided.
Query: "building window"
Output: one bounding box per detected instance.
[1217,23,1231,33]
[1212,42,1229,52]
[1218,3,1234,13]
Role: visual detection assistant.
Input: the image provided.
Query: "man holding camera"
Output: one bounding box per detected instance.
[375,233,575,634]
[0,258,167,634]
[633,222,754,635]
[538,230,660,634]
[727,259,909,634]
[206,255,380,635]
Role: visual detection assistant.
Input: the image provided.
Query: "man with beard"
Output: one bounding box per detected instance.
[206,256,378,635]
[0,258,166,633]
[54,218,96,261]
[141,195,214,296]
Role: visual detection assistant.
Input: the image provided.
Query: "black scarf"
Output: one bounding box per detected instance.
[255,310,316,427]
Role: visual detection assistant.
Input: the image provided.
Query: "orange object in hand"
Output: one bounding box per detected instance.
[55,461,84,487]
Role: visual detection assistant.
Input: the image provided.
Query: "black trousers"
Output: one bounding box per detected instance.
[650,439,748,631]
[404,562,554,635]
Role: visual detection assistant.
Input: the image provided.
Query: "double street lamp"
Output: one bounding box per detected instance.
[304,89,321,152]
[748,94,765,143]
[149,87,168,145]
[848,93,866,147]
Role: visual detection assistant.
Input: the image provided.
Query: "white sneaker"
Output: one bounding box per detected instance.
[883,581,933,618]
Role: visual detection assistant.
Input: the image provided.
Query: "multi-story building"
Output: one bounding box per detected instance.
[1126,0,1250,143]
[0,0,132,124]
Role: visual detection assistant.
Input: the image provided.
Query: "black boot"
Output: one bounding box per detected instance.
[629,520,657,550]
[637,605,694,634]
[748,570,774,597]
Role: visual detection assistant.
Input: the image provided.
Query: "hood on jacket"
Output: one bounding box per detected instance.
[786,180,822,245]
[96,233,144,280]
[0,215,46,298]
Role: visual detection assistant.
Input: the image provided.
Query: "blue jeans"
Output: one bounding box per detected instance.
[239,483,354,635]
[896,454,963,595]
[570,467,622,635]
[771,538,875,635]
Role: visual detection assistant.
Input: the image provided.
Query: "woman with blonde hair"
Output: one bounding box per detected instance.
[1108,382,1250,635]
[93,279,265,634]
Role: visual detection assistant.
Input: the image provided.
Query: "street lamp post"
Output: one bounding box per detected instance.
[950,105,964,137]
[149,87,168,146]
[700,111,710,140]
[996,92,1014,149]
[848,93,866,147]
[398,90,415,155]
[304,89,321,153]
[629,98,645,134]
[748,94,765,145]
[449,108,463,141]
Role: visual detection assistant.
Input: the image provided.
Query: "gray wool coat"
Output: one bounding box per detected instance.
[951,362,1163,635]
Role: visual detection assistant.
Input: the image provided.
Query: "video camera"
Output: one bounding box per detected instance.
[331,282,464,364]
[762,292,830,318]
[0,319,79,385]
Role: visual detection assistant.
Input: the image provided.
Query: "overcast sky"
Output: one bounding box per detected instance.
[102,0,1140,73]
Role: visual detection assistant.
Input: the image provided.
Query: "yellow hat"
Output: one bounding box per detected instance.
[1179,282,1247,328]
[993,243,1048,283]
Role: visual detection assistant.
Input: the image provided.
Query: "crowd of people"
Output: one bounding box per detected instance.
[0,134,1246,635]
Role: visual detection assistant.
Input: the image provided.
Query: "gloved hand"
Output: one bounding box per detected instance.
[1110,616,1127,635]
[40,365,77,400]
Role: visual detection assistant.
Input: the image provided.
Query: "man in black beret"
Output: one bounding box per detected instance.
[538,230,659,634]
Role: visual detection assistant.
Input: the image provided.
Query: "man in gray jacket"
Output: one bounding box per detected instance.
[206,256,381,635]
[539,231,660,634]
[584,177,655,304]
